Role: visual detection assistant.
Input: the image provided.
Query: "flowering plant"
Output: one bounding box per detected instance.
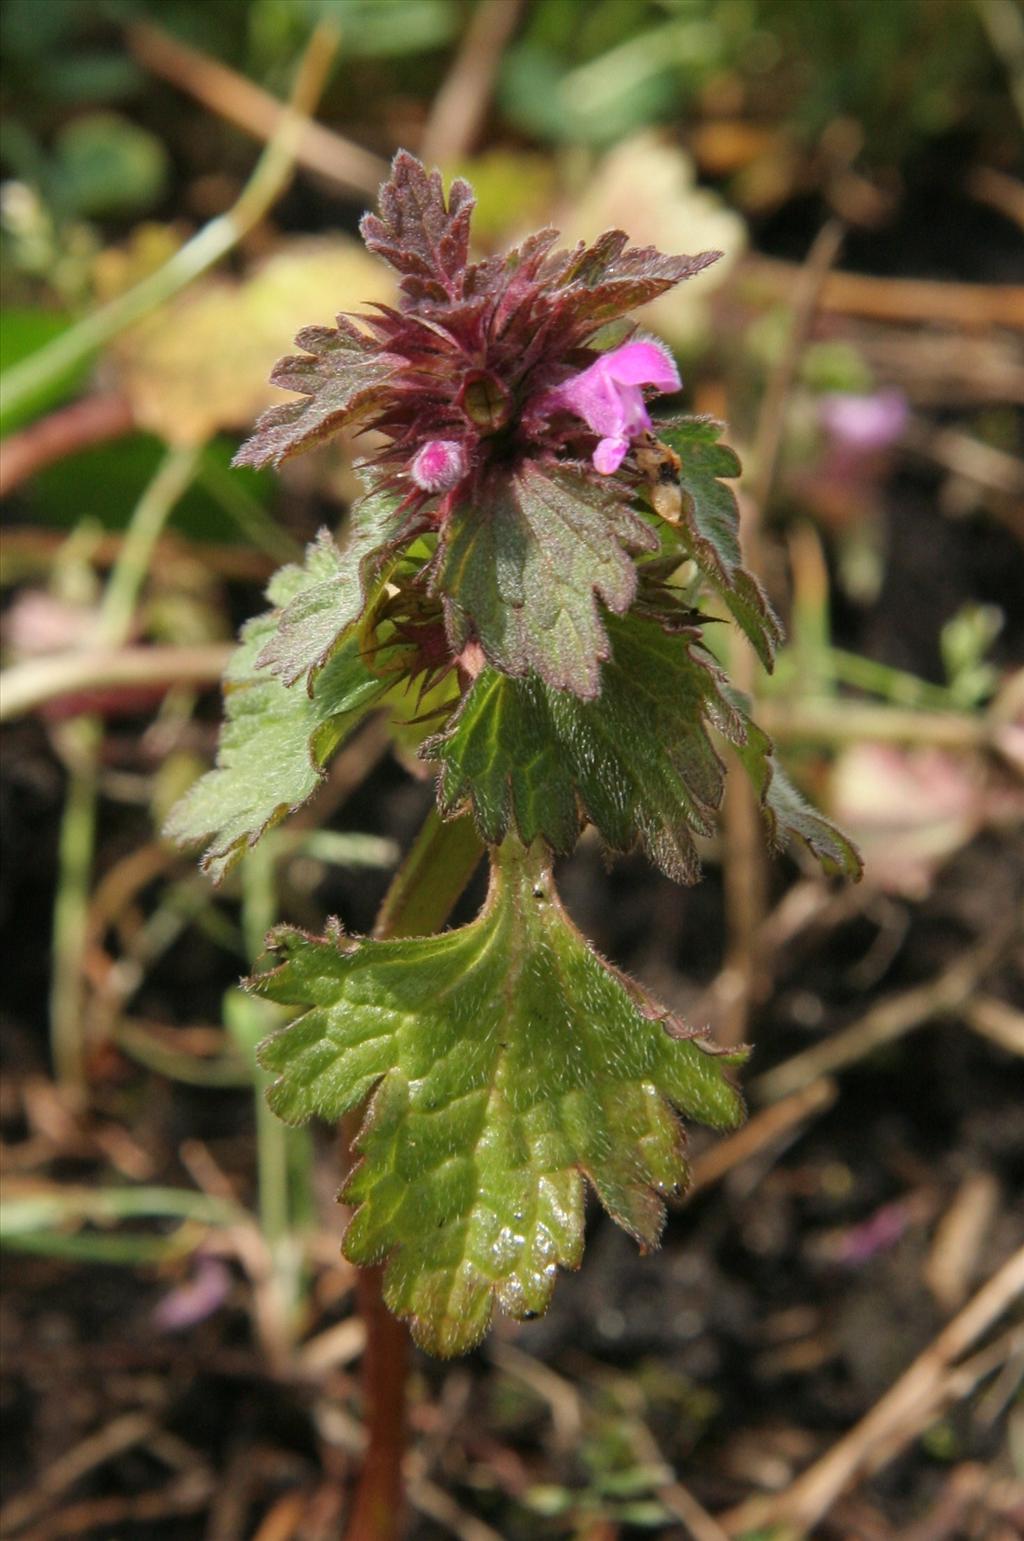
[169,153,860,1356]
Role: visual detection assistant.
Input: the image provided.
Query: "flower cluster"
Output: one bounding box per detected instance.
[234,151,718,512]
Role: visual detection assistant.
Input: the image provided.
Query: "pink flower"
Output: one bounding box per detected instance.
[410,438,467,492]
[152,1255,232,1333]
[550,339,681,474]
[818,389,908,453]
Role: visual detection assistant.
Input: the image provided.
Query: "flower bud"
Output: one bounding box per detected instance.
[411,439,467,493]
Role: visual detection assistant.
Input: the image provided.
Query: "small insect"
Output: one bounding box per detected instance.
[634,432,683,524]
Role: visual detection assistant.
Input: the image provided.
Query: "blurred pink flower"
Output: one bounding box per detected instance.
[152,1255,232,1333]
[549,339,681,473]
[818,388,908,454]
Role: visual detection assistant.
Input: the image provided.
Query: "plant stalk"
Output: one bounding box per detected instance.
[343,809,484,1541]
[48,445,200,1086]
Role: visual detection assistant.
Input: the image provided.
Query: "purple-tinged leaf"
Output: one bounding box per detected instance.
[436,462,656,699]
[360,149,474,307]
[545,236,722,342]
[233,317,397,470]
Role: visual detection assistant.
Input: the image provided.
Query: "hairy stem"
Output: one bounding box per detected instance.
[344,810,484,1541]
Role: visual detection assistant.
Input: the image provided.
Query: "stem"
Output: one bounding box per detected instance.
[95,446,201,644]
[49,717,102,1086]
[0,24,339,430]
[344,810,484,1541]
[0,643,231,721]
[48,446,200,1086]
[238,838,314,1353]
[372,805,485,941]
[198,448,302,564]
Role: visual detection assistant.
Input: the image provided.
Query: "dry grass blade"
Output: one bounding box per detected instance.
[0,645,231,721]
[721,1245,1024,1537]
[753,921,1017,1102]
[687,1078,837,1192]
[718,219,845,1049]
[0,1411,158,1535]
[125,20,388,197]
[420,0,526,164]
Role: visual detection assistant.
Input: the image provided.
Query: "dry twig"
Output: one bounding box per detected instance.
[0,396,136,499]
[722,1245,1024,1536]
[125,20,388,198]
[0,1411,158,1535]
[753,921,1016,1103]
[745,257,1024,329]
[420,0,525,165]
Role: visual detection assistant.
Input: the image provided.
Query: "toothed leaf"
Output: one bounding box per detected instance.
[254,841,744,1355]
[233,316,396,469]
[360,149,475,308]
[165,548,390,881]
[257,493,425,689]
[658,417,783,671]
[731,714,863,879]
[437,462,656,699]
[425,611,746,884]
[546,235,722,340]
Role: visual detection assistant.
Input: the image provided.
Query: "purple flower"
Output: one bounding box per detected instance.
[235,151,720,503]
[152,1255,232,1333]
[549,339,681,473]
[411,438,466,492]
[818,388,908,454]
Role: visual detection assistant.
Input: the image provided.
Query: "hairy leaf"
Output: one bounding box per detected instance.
[425,611,745,883]
[255,840,744,1355]
[232,315,397,470]
[437,461,656,699]
[658,417,783,671]
[545,233,722,342]
[360,148,475,307]
[257,493,426,689]
[165,550,390,881]
[731,714,863,879]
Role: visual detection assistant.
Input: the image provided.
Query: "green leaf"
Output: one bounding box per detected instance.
[53,111,168,218]
[437,461,656,699]
[165,546,390,882]
[256,492,424,688]
[255,839,744,1355]
[0,308,87,434]
[658,417,783,672]
[731,715,863,880]
[425,610,745,884]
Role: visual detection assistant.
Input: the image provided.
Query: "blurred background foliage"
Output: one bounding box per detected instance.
[1,2,1022,1538]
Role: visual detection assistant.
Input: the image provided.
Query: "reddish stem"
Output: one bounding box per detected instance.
[342,812,484,1540]
[0,394,136,497]
[344,1254,410,1541]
